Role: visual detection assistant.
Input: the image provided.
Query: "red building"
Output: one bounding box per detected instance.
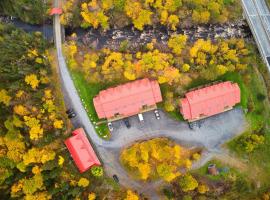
[64,128,101,173]
[93,78,162,120]
[179,81,240,122]
[50,8,62,15]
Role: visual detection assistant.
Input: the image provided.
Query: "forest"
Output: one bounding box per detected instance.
[0,23,140,200]
[0,0,50,24]
[1,0,241,30]
[62,0,241,29]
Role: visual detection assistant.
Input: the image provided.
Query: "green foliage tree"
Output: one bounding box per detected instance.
[0,0,49,24]
[179,174,198,192]
[91,166,104,177]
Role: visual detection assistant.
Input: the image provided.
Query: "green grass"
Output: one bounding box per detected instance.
[193,159,256,199]
[220,72,249,109]
[193,159,243,181]
[70,70,112,139]
[225,47,270,189]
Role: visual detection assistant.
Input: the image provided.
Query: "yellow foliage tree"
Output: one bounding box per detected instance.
[23,148,56,166]
[78,177,90,187]
[22,174,44,195]
[168,15,179,30]
[53,119,63,129]
[58,155,65,166]
[0,89,11,106]
[125,0,152,30]
[198,184,209,194]
[25,74,40,89]
[88,193,96,200]
[14,105,29,116]
[124,190,139,200]
[81,2,109,29]
[24,191,52,200]
[138,163,151,180]
[4,136,26,163]
[32,166,41,175]
[182,64,190,72]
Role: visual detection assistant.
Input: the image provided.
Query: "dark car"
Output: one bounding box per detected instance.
[188,121,202,130]
[123,118,131,128]
[68,112,77,119]
[113,175,119,183]
[66,108,74,115]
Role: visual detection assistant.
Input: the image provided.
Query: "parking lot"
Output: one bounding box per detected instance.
[103,108,247,150]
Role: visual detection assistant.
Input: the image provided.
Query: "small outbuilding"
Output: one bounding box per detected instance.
[208,164,219,175]
[93,78,162,121]
[49,8,63,16]
[179,81,240,122]
[65,128,101,173]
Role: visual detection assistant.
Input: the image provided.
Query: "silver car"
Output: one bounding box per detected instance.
[107,122,113,132]
[154,110,160,120]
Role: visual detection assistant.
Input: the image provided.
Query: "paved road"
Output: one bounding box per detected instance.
[242,0,270,70]
[53,1,247,198]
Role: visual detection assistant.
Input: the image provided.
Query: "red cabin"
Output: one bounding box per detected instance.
[64,128,101,173]
[179,81,240,122]
[93,78,162,120]
[50,8,62,16]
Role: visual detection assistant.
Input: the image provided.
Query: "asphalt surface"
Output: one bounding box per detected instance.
[53,0,247,198]
[242,0,270,69]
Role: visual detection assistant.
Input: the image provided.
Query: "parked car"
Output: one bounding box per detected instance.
[154,110,160,120]
[123,118,131,128]
[138,113,144,122]
[188,121,202,130]
[68,112,77,119]
[66,108,74,115]
[113,174,119,183]
[107,122,113,132]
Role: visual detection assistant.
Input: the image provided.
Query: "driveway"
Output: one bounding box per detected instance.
[95,108,247,199]
[106,108,246,150]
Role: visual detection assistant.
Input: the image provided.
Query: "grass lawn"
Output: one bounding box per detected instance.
[225,47,270,190]
[70,70,112,139]
[192,159,258,199]
[193,159,245,182]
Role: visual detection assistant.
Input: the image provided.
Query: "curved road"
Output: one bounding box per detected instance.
[53,1,247,198]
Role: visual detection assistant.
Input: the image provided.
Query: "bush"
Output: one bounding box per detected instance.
[91,166,104,177]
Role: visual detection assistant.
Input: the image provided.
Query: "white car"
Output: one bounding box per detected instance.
[138,113,144,122]
[154,110,160,120]
[107,122,113,132]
